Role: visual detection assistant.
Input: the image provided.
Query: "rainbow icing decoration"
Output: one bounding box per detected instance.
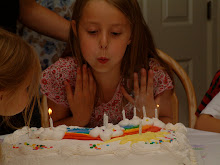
[63,125,161,141]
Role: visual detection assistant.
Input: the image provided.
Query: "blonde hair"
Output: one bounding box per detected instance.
[0,28,42,127]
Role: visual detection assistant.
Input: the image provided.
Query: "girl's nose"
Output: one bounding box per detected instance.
[99,33,108,49]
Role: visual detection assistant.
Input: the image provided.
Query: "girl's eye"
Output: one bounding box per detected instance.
[88,31,98,34]
[112,32,121,36]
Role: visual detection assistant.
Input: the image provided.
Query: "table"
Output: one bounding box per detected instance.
[1,128,220,165]
[186,128,220,165]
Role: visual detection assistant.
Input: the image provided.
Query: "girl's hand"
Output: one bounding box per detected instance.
[121,69,158,118]
[64,64,96,125]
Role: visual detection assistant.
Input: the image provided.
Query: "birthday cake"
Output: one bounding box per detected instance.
[1,116,198,165]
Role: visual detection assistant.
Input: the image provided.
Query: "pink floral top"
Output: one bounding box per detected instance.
[40,57,173,127]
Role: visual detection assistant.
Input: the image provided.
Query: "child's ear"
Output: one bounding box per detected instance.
[71,20,77,36]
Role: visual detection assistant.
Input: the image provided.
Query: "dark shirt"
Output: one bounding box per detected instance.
[196,70,220,116]
[0,101,41,135]
[0,0,19,33]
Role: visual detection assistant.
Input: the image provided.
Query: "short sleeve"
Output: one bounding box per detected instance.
[201,92,220,119]
[196,70,220,116]
[40,57,78,107]
[149,59,174,96]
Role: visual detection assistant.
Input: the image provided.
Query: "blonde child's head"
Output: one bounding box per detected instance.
[65,0,172,82]
[0,28,41,126]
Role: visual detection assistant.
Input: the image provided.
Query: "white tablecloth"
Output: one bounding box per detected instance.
[1,128,220,165]
[186,128,220,165]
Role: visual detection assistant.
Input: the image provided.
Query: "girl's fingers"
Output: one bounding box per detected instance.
[64,81,74,105]
[140,68,147,93]
[75,67,82,94]
[133,72,139,97]
[146,69,154,97]
[82,64,89,91]
[121,86,135,105]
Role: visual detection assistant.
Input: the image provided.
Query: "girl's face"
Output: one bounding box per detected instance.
[73,0,131,74]
[0,75,31,116]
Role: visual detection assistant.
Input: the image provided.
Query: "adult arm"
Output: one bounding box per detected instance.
[19,0,70,41]
[195,92,220,132]
[195,114,220,133]
[196,70,220,116]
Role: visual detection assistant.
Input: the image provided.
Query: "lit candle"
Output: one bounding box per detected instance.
[133,106,136,116]
[122,109,126,120]
[139,121,142,135]
[48,108,54,129]
[142,106,146,118]
[155,104,159,118]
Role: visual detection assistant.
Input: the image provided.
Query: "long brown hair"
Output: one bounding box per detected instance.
[63,0,173,87]
[0,28,42,128]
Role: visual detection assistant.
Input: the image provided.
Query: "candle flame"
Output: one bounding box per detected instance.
[48,108,52,115]
[157,104,160,108]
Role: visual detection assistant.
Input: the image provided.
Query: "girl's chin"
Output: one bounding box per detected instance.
[89,64,105,70]
[92,67,113,74]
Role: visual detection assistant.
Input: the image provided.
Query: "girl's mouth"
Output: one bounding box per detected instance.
[97,57,109,64]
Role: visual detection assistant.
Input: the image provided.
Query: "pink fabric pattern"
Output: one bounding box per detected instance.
[40,57,173,127]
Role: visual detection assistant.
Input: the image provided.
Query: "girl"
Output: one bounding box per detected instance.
[40,0,174,127]
[0,28,41,125]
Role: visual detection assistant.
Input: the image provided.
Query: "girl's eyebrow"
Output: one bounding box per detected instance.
[84,22,128,27]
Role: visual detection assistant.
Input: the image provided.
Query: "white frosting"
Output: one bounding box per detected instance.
[165,123,187,135]
[132,142,160,154]
[89,124,124,141]
[29,127,44,139]
[142,117,154,126]
[1,119,198,165]
[100,129,112,141]
[129,116,141,126]
[89,126,101,137]
[152,118,166,128]
[29,125,67,140]
[165,123,176,130]
[111,125,124,137]
[174,123,187,135]
[118,118,130,126]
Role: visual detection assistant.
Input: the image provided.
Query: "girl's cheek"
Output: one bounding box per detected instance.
[20,91,29,110]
